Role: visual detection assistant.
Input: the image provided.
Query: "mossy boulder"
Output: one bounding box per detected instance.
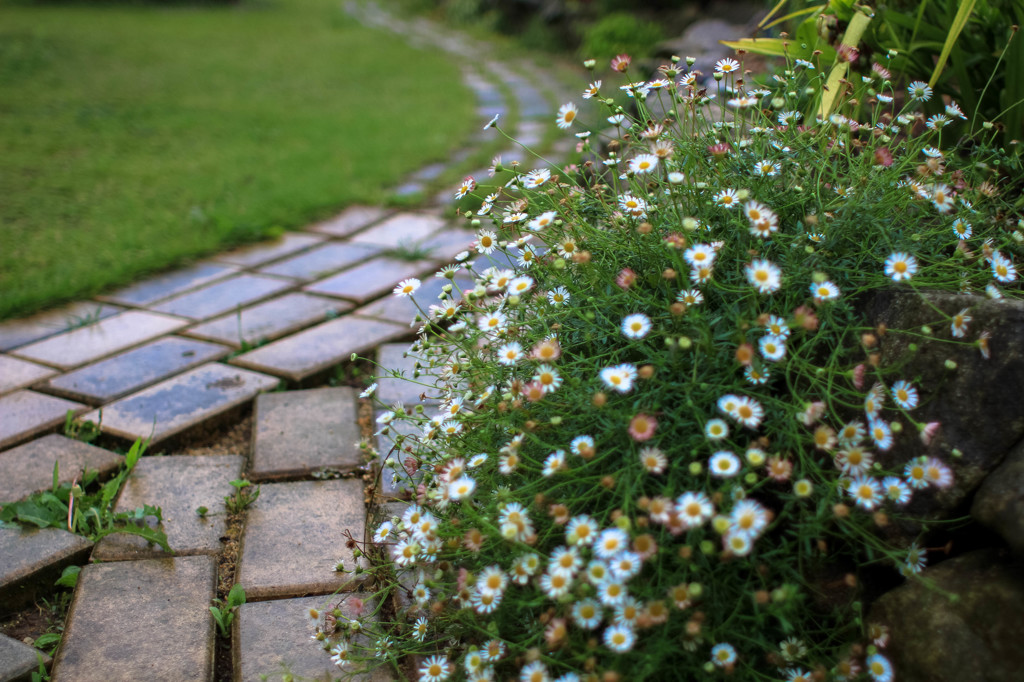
[971,439,1024,554]
[863,292,1024,524]
[869,549,1024,682]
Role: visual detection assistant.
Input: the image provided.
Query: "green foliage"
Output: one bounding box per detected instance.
[209,583,247,638]
[63,410,101,444]
[733,1,1024,140]
[30,653,49,682]
[0,439,171,552]
[873,0,1024,140]
[55,565,81,589]
[388,239,435,263]
[580,13,665,61]
[0,0,476,320]
[63,306,106,331]
[224,479,260,514]
[338,53,1022,680]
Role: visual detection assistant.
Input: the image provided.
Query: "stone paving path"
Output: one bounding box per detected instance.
[0,3,577,679]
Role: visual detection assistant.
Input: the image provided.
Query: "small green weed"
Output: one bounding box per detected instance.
[387,239,433,262]
[224,479,260,514]
[55,565,80,589]
[63,306,106,331]
[210,583,246,638]
[25,584,74,659]
[30,653,49,682]
[63,409,101,444]
[0,439,170,552]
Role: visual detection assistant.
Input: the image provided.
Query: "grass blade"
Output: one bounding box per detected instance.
[819,10,872,118]
[929,0,978,88]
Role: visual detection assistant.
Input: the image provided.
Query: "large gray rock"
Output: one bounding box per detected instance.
[864,292,1024,523]
[971,438,1024,554]
[868,549,1024,682]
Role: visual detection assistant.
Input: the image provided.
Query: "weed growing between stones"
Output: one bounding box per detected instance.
[224,479,261,514]
[0,438,170,552]
[319,49,1021,682]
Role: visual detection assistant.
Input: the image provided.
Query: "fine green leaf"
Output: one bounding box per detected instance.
[227,583,247,608]
[757,0,791,29]
[32,633,62,649]
[762,5,827,31]
[93,522,172,553]
[818,10,872,118]
[929,0,978,88]
[55,565,81,589]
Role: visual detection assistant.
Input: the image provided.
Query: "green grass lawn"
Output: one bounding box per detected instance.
[0,0,476,320]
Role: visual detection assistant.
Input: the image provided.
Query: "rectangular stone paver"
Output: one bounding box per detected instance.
[354,272,472,327]
[258,241,384,282]
[42,336,230,405]
[0,302,122,353]
[0,526,92,614]
[375,343,439,406]
[416,228,477,260]
[308,205,391,238]
[96,262,239,307]
[9,310,189,370]
[234,594,389,682]
[92,455,245,561]
[374,414,423,500]
[213,232,325,268]
[0,391,88,451]
[0,633,51,681]
[181,292,352,349]
[81,363,280,445]
[0,355,57,396]
[230,316,407,383]
[182,292,351,349]
[349,212,446,248]
[149,273,294,322]
[50,555,216,682]
[304,258,434,303]
[235,479,367,600]
[251,388,362,481]
[0,434,123,505]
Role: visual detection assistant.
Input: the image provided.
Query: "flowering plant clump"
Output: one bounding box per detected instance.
[321,50,1021,682]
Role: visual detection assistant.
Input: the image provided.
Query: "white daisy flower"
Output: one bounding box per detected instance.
[621,313,652,339]
[556,102,578,129]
